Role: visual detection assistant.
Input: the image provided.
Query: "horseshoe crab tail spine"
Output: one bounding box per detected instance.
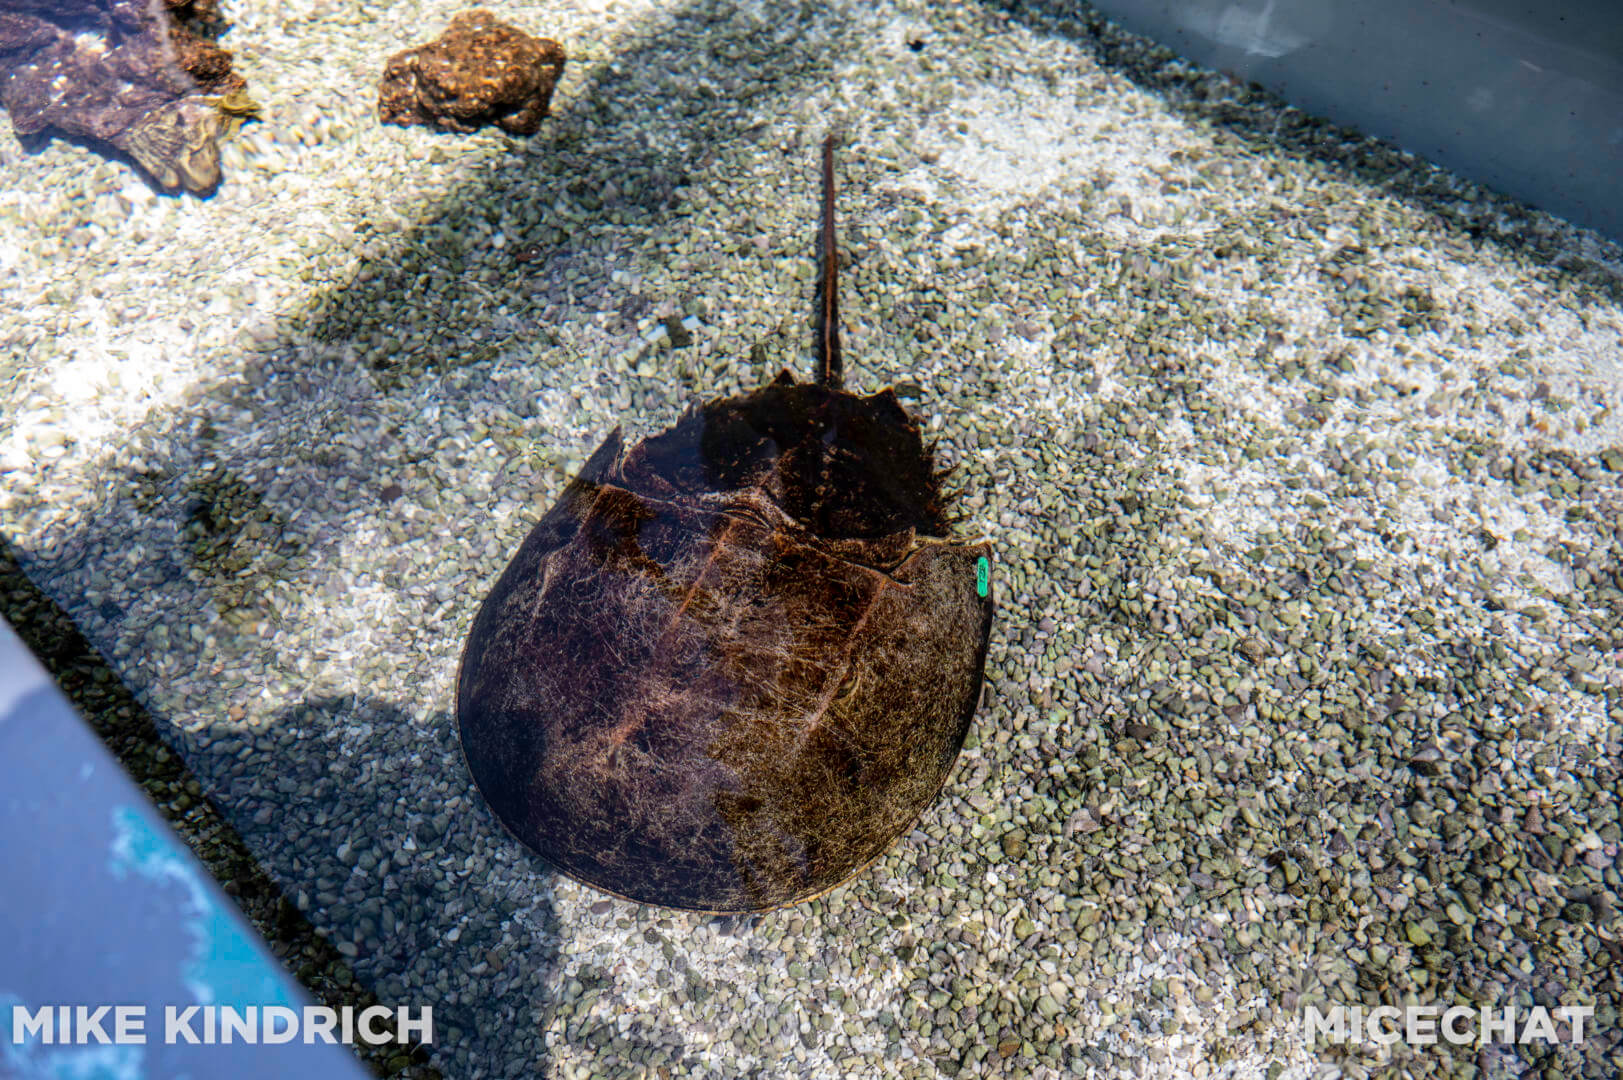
[816,134,843,390]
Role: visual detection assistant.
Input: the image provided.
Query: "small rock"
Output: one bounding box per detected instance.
[1064,807,1100,837]
[663,315,694,348]
[379,11,566,136]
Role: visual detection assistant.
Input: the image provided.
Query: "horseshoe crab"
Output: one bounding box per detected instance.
[457,138,993,912]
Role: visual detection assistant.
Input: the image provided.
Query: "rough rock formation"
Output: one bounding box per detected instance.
[378,10,564,136]
[0,0,256,192]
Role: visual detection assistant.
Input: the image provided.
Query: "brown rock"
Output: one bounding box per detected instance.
[378,10,564,136]
[0,0,253,192]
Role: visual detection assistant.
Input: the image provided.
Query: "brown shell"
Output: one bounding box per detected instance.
[456,374,993,912]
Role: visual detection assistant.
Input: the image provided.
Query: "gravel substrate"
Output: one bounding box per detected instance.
[2,1,1621,1078]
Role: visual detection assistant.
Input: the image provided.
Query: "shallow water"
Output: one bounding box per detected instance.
[2,0,1621,1078]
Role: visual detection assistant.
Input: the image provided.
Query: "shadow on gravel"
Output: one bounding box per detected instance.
[1,2,875,1075]
[0,535,438,1079]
